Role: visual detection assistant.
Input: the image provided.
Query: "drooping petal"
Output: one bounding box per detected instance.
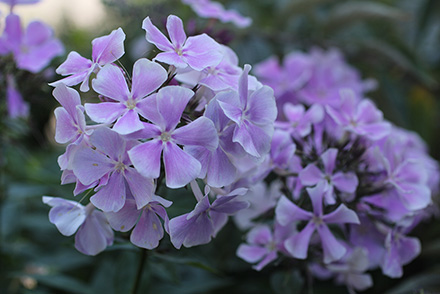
[247,85,277,125]
[163,142,201,188]
[206,147,237,187]
[47,201,86,236]
[90,172,126,212]
[92,27,126,64]
[75,211,114,256]
[131,208,164,249]
[92,64,129,102]
[105,198,139,232]
[253,251,277,271]
[172,117,218,150]
[128,139,163,179]
[169,213,214,249]
[54,107,78,144]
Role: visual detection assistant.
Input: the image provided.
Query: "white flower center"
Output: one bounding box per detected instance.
[160,132,171,142]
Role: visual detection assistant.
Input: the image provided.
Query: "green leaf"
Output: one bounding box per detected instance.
[151,252,223,275]
[385,267,440,294]
[326,1,408,30]
[30,274,93,294]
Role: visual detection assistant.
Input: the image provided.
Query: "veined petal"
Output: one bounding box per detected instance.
[48,202,86,236]
[247,85,277,125]
[72,147,114,185]
[92,64,129,102]
[131,208,164,249]
[154,51,188,68]
[321,148,338,174]
[92,27,126,64]
[182,34,222,71]
[142,16,174,51]
[113,109,144,135]
[156,86,194,131]
[163,142,201,188]
[131,58,167,100]
[54,107,78,144]
[74,211,113,256]
[166,15,186,48]
[85,102,126,124]
[90,171,126,212]
[56,51,92,76]
[206,147,237,187]
[172,117,218,150]
[128,139,163,179]
[299,164,323,186]
[169,213,213,249]
[88,127,126,161]
[52,83,82,118]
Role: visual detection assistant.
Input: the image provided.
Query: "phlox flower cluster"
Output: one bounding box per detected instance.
[0,0,63,118]
[234,48,440,292]
[44,15,277,255]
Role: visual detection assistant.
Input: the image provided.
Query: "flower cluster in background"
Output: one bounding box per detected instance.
[0,0,63,119]
[234,48,440,292]
[45,14,277,255]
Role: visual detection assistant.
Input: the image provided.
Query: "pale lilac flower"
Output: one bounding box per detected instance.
[6,74,29,118]
[299,148,358,204]
[0,0,40,10]
[216,64,277,157]
[182,0,252,28]
[270,130,296,171]
[52,84,88,144]
[169,187,248,249]
[0,13,63,73]
[275,103,324,139]
[86,58,168,134]
[142,15,222,71]
[43,196,114,256]
[105,195,172,250]
[276,183,360,263]
[326,90,391,140]
[381,228,421,278]
[51,28,125,92]
[72,127,154,212]
[128,86,218,188]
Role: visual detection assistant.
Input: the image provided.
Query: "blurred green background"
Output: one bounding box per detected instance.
[1,0,440,293]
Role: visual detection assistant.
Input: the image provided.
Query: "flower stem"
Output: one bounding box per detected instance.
[132,248,148,294]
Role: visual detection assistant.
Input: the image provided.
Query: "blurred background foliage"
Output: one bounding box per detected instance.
[1,0,440,293]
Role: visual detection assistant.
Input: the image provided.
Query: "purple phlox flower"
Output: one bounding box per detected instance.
[299,148,359,204]
[326,246,373,292]
[216,64,277,157]
[378,139,431,211]
[233,181,282,230]
[6,74,29,118]
[286,155,305,199]
[0,13,63,73]
[254,52,312,99]
[236,225,278,271]
[142,15,222,71]
[175,44,242,92]
[105,194,172,249]
[85,59,168,135]
[51,28,125,92]
[275,103,324,139]
[270,129,296,171]
[53,84,90,144]
[381,227,421,278]
[43,196,113,256]
[72,127,154,212]
[128,86,218,188]
[275,182,360,263]
[299,48,370,107]
[185,97,242,188]
[326,89,391,140]
[182,0,252,28]
[169,184,248,249]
